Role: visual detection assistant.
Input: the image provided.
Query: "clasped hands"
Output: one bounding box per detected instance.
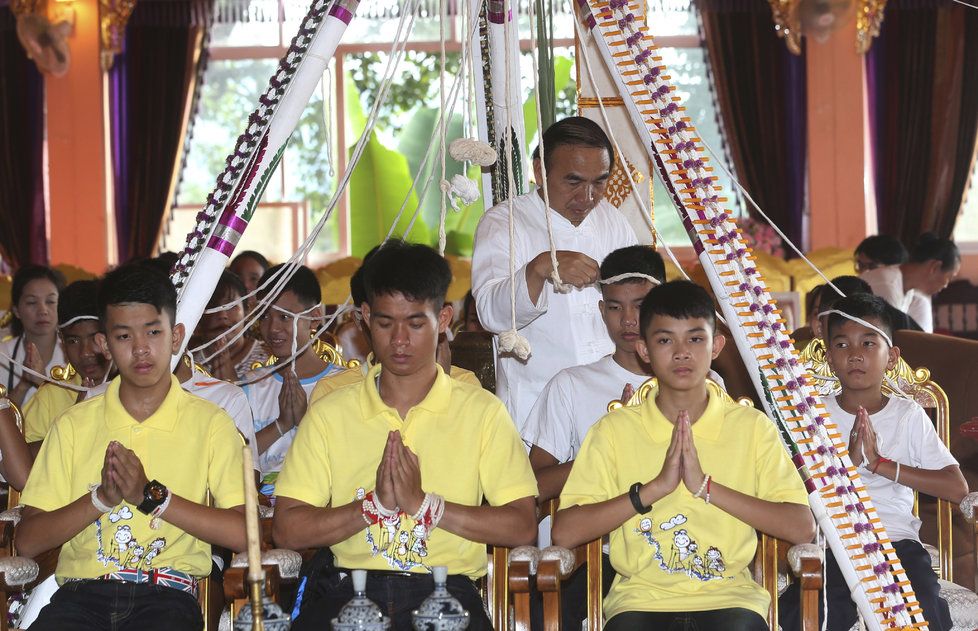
[651,411,708,496]
[276,370,308,432]
[848,406,881,468]
[96,441,150,508]
[374,431,425,516]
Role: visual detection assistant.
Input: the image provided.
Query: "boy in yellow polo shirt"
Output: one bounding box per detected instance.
[23,279,111,453]
[273,240,537,630]
[552,280,815,631]
[17,264,247,631]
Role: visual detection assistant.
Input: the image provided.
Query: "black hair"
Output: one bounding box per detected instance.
[825,293,893,342]
[910,233,960,271]
[350,245,382,307]
[138,252,180,278]
[532,116,615,170]
[362,240,451,307]
[58,280,101,328]
[854,235,908,266]
[805,284,823,321]
[257,264,321,308]
[231,250,270,271]
[818,276,873,314]
[10,264,63,337]
[600,246,666,287]
[462,290,476,318]
[98,264,177,325]
[639,280,716,336]
[206,270,247,310]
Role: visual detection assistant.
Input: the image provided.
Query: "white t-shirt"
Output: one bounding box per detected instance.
[472,190,638,433]
[0,336,66,407]
[87,369,259,468]
[243,363,341,493]
[860,265,935,333]
[824,395,957,541]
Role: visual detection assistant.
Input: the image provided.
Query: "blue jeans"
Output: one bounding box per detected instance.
[29,579,203,631]
[292,570,492,631]
[605,608,768,631]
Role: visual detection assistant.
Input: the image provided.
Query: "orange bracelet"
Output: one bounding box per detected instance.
[872,457,890,474]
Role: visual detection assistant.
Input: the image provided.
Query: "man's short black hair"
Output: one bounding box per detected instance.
[639,280,716,336]
[207,270,247,310]
[98,264,177,325]
[532,116,615,170]
[855,235,908,267]
[258,264,321,308]
[818,276,872,313]
[910,233,960,271]
[351,245,382,307]
[58,280,101,328]
[826,294,893,342]
[600,246,666,287]
[232,250,270,271]
[362,240,451,307]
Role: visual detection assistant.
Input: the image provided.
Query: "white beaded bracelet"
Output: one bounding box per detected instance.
[149,492,173,530]
[89,484,114,514]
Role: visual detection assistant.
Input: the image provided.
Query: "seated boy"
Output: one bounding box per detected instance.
[309,245,480,404]
[195,270,269,382]
[23,279,111,454]
[272,240,537,630]
[779,294,966,631]
[16,264,247,631]
[243,264,342,496]
[552,280,815,631]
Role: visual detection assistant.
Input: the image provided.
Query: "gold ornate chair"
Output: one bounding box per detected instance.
[800,337,978,630]
[253,337,361,372]
[535,378,823,631]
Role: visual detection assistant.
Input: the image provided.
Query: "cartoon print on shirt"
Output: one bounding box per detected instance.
[94,505,168,571]
[358,489,430,572]
[635,512,728,582]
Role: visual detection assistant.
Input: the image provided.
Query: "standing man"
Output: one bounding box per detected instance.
[472,117,638,432]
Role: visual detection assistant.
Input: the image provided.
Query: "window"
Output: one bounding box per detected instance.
[955,158,978,245]
[164,0,738,260]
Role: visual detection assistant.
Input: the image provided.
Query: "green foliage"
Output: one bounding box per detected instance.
[523,55,576,154]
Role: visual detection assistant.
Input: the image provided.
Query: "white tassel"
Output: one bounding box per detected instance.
[498,329,531,360]
[449,138,497,166]
[440,175,480,211]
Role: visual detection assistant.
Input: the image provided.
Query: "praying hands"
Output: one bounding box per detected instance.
[374,431,425,516]
[652,410,707,495]
[848,406,881,469]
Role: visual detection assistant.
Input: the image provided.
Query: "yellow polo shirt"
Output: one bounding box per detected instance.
[560,385,809,621]
[23,373,83,443]
[276,364,537,578]
[310,356,482,404]
[21,375,246,581]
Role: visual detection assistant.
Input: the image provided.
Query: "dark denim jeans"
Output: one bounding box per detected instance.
[292,570,492,631]
[29,579,202,631]
[605,608,768,631]
[778,538,952,631]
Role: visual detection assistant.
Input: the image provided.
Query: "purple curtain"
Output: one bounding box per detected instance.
[0,5,47,267]
[109,0,212,262]
[697,0,808,250]
[868,0,978,240]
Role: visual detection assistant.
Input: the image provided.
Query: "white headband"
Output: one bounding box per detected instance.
[818,309,893,348]
[58,315,100,329]
[598,273,662,286]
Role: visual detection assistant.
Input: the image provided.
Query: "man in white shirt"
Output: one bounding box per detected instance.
[472,117,638,432]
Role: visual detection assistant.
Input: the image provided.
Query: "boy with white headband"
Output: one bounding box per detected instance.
[243,264,342,496]
[272,240,537,630]
[24,280,111,454]
[779,293,966,631]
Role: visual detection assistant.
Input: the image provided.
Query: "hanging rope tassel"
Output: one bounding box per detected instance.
[449,138,497,166]
[498,328,531,360]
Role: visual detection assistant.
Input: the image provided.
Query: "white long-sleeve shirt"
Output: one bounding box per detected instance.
[471,190,638,432]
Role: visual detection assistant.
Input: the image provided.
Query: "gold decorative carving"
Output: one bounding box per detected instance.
[768,0,886,55]
[767,0,802,55]
[50,363,77,382]
[254,338,360,371]
[603,157,645,209]
[99,0,137,70]
[577,96,626,108]
[855,0,887,54]
[607,377,747,411]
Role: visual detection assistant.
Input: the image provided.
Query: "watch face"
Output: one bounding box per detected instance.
[147,482,167,502]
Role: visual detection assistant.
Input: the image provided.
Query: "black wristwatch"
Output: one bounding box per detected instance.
[137,479,169,515]
[629,482,653,514]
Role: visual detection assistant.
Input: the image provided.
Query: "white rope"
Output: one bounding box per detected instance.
[449,138,496,166]
[0,351,87,393]
[526,0,567,293]
[572,17,726,325]
[598,272,661,286]
[496,0,531,360]
[321,65,336,179]
[816,309,893,348]
[58,315,100,329]
[437,0,449,255]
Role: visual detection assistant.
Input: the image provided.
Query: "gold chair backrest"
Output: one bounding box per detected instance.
[253,337,360,371]
[607,377,753,412]
[799,337,954,581]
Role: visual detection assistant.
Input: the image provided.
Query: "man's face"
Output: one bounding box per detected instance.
[259,290,317,359]
[600,281,652,354]
[363,292,452,378]
[98,304,183,389]
[853,253,878,274]
[825,318,898,393]
[535,144,612,226]
[61,320,109,381]
[636,314,724,393]
[921,260,960,296]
